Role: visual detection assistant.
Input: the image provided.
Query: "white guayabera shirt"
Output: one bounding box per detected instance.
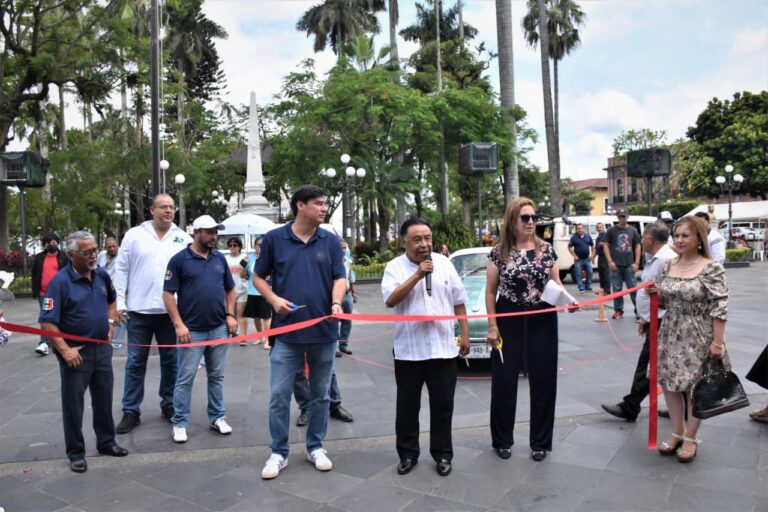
[381,253,467,361]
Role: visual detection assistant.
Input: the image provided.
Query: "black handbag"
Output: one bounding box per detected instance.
[692,357,750,419]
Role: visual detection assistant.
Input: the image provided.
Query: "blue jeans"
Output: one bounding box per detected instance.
[37,297,49,346]
[610,265,637,313]
[269,338,336,457]
[573,258,593,292]
[294,362,342,410]
[172,324,230,428]
[338,292,353,348]
[122,313,177,415]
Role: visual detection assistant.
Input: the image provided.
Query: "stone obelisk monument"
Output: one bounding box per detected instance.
[240,92,277,219]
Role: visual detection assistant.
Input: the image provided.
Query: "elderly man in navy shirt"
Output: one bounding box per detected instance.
[39,231,128,473]
[254,185,347,480]
[163,215,238,444]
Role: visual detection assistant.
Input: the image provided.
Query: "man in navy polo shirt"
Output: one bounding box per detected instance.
[254,185,346,479]
[163,215,238,444]
[39,231,129,473]
[568,223,595,293]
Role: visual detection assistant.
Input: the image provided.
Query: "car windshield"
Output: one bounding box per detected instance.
[451,253,489,275]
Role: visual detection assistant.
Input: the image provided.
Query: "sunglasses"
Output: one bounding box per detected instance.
[520,214,539,224]
[227,243,239,247]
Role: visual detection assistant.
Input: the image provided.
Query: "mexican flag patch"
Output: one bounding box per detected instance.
[165,270,172,281]
[42,298,54,310]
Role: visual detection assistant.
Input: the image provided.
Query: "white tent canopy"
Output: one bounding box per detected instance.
[686,200,768,224]
[219,213,276,235]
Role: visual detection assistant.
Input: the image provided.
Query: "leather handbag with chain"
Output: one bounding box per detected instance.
[692,356,750,419]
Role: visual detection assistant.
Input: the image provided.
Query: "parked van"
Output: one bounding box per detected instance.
[536,214,658,282]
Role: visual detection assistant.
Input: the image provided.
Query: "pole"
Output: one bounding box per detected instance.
[178,187,186,232]
[477,175,482,247]
[342,178,352,246]
[150,0,160,198]
[20,188,27,275]
[646,176,653,217]
[727,185,733,244]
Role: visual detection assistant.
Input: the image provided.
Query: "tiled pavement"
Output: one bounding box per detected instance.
[1,263,766,512]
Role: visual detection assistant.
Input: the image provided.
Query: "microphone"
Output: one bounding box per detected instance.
[424,253,432,296]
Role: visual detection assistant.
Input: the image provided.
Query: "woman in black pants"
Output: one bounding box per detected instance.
[485,197,571,461]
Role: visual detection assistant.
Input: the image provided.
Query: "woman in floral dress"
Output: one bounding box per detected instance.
[485,197,575,462]
[655,216,728,463]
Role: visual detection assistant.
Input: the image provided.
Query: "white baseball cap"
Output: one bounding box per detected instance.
[192,215,225,231]
[659,211,674,222]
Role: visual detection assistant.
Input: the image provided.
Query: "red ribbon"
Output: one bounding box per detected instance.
[648,292,659,450]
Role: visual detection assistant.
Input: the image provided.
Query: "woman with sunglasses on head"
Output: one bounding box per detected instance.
[485,197,569,462]
[653,215,729,463]
[224,237,249,345]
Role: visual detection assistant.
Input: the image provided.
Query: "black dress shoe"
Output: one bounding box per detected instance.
[335,351,343,358]
[397,458,417,475]
[601,403,637,422]
[161,407,175,422]
[436,459,452,476]
[330,405,354,422]
[658,409,670,419]
[70,459,87,473]
[496,447,512,459]
[98,444,129,457]
[296,409,309,427]
[531,450,547,461]
[116,412,140,434]
[338,345,352,355]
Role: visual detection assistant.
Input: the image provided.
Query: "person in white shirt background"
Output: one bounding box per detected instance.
[113,194,192,434]
[381,217,469,477]
[223,237,249,344]
[97,236,126,348]
[694,211,726,264]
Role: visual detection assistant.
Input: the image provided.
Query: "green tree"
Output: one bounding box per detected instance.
[296,0,385,59]
[612,128,668,156]
[686,91,768,199]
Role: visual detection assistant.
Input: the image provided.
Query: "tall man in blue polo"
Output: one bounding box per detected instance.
[254,185,346,480]
[39,231,129,473]
[568,223,595,293]
[114,194,192,433]
[163,215,238,443]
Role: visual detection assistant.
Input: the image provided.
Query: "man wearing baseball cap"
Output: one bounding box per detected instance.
[163,215,238,443]
[602,209,642,319]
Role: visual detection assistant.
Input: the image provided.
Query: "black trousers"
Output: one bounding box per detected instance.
[622,324,654,416]
[58,343,116,461]
[491,300,558,452]
[597,258,611,292]
[394,357,457,463]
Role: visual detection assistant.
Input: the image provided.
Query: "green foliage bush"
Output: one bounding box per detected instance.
[628,200,701,220]
[8,276,32,293]
[352,263,387,280]
[430,215,474,253]
[726,247,753,262]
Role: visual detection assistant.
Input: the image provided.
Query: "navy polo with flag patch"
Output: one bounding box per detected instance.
[38,265,116,345]
[163,246,235,331]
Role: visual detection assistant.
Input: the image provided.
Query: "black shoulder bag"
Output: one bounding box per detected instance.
[692,357,750,419]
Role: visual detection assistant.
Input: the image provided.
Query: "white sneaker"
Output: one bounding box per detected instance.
[210,417,233,435]
[261,453,287,479]
[35,342,49,356]
[172,426,187,443]
[307,448,333,471]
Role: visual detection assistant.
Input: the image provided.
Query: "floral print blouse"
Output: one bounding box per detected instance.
[489,242,558,305]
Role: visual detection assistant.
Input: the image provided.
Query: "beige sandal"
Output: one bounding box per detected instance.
[676,435,701,463]
[658,433,684,456]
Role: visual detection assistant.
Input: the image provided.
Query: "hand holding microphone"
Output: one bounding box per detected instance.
[423,253,433,296]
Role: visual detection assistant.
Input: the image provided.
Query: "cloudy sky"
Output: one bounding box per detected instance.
[201,0,767,181]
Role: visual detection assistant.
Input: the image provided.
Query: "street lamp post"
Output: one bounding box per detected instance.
[174,173,186,231]
[715,164,744,245]
[322,154,365,246]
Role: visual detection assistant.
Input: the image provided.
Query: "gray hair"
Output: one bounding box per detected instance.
[645,223,669,244]
[65,231,96,252]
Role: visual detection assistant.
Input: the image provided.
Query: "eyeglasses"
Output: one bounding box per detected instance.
[520,214,539,224]
[227,243,239,248]
[153,205,178,212]
[78,248,99,257]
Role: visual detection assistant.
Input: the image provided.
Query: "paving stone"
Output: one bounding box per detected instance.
[0,474,68,512]
[493,482,585,512]
[183,474,260,511]
[431,470,518,510]
[327,482,420,512]
[562,423,633,449]
[225,489,327,512]
[75,480,174,512]
[265,461,363,504]
[401,494,494,512]
[41,470,126,505]
[326,450,399,480]
[675,461,760,498]
[663,482,756,512]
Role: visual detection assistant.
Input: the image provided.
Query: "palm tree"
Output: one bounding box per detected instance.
[533,0,560,216]
[388,0,399,67]
[296,0,385,60]
[495,0,519,204]
[522,0,585,173]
